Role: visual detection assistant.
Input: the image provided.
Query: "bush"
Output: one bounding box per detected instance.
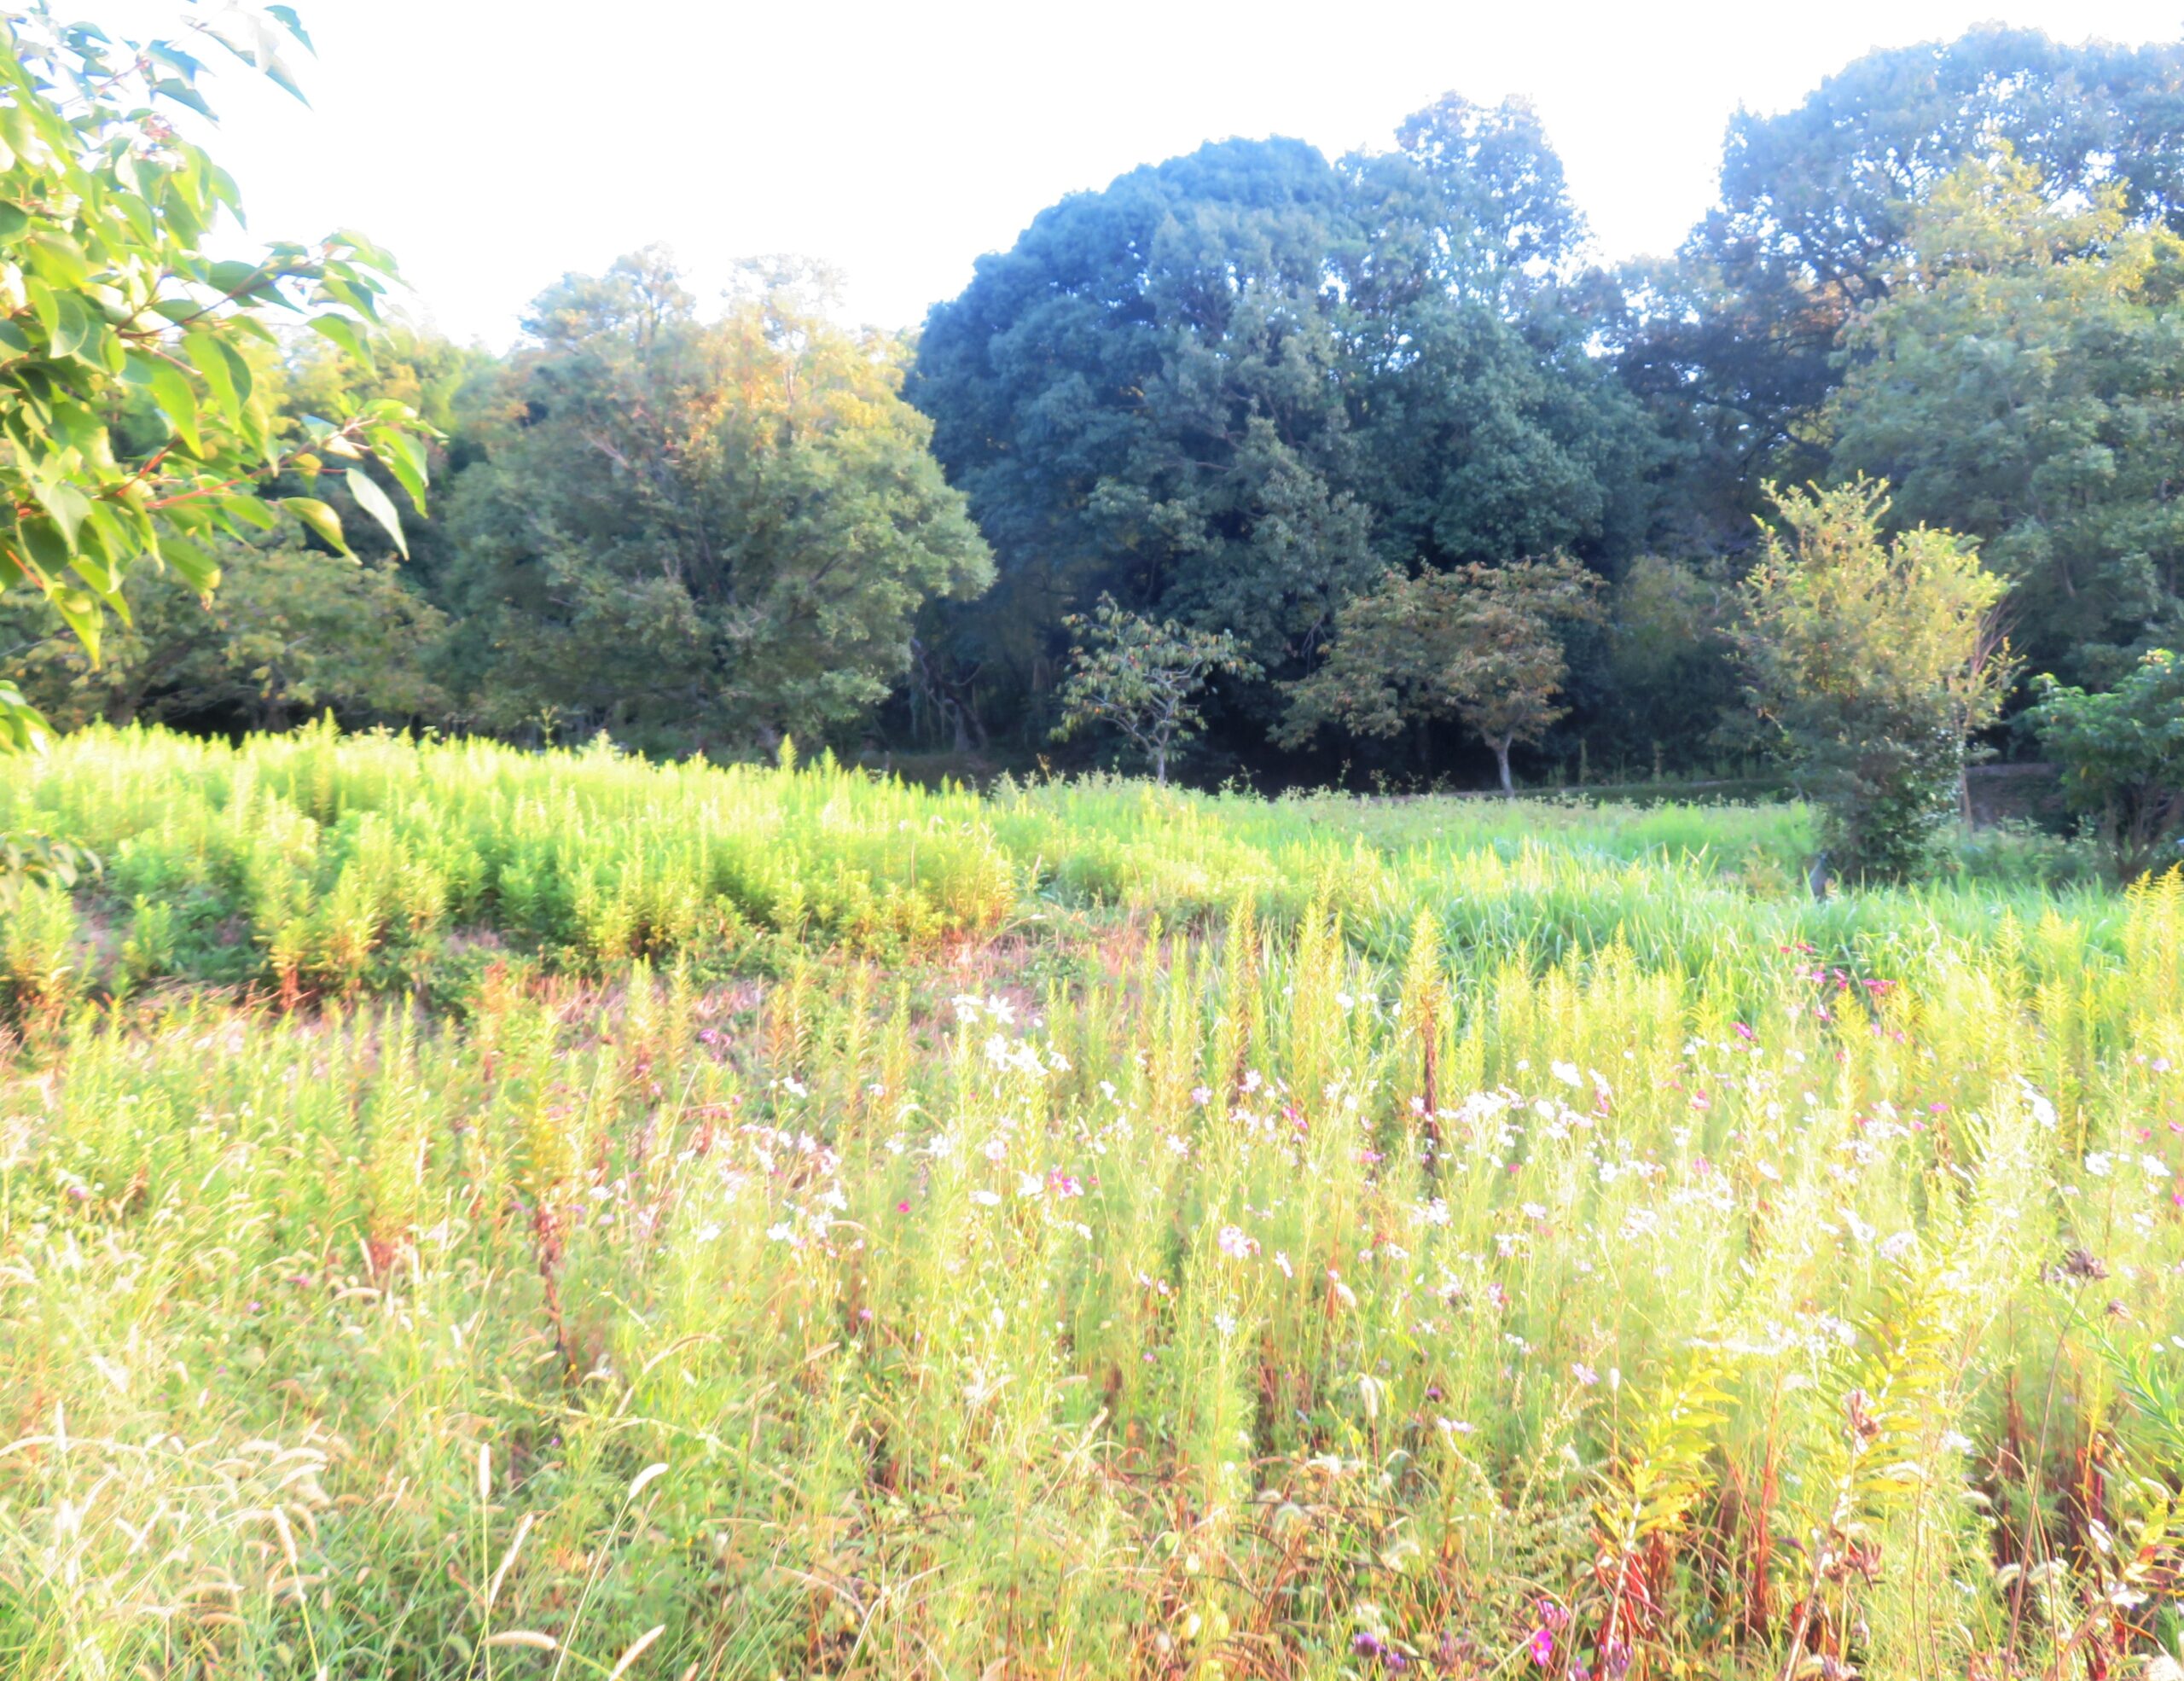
[2027,648,2184,879]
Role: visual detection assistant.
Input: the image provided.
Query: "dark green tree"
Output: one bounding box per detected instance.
[910,137,1374,724]
[911,115,1656,753]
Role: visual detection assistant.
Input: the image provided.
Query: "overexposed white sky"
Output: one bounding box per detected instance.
[123,0,2184,347]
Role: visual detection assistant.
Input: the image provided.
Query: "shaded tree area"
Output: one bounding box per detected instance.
[906,102,1653,780]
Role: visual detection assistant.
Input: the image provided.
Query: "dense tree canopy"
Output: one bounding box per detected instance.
[1623,29,2184,543]
[1825,153,2184,683]
[909,138,1374,707]
[441,253,992,756]
[1,539,444,730]
[12,18,2184,806]
[909,108,1652,752]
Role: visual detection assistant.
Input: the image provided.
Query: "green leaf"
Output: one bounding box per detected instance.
[181,330,240,418]
[0,204,28,241]
[17,513,73,575]
[330,229,399,275]
[222,493,281,532]
[309,312,375,370]
[30,480,92,552]
[282,494,351,555]
[345,467,406,557]
[207,259,272,299]
[24,230,93,289]
[46,585,102,662]
[48,292,96,362]
[313,271,381,322]
[160,532,221,594]
[374,428,430,512]
[145,358,204,456]
[0,682,52,753]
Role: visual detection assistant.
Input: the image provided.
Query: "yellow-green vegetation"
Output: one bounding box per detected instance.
[2,729,2181,1679]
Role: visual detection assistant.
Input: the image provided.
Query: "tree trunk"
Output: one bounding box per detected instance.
[1153,743,1168,786]
[1493,736,1513,796]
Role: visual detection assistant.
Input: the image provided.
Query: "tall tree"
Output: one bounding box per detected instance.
[910,137,1375,721]
[1624,28,2184,544]
[910,115,1655,753]
[1824,151,2184,683]
[443,253,992,756]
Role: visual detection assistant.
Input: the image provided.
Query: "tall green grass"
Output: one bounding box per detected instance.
[0,724,2115,1003]
[1,728,2179,1678]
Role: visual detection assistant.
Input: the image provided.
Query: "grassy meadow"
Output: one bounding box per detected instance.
[2,726,2181,1680]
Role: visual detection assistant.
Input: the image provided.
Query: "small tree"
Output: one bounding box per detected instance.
[1732,480,2014,881]
[1050,596,1259,785]
[1279,556,1603,793]
[2026,649,2184,879]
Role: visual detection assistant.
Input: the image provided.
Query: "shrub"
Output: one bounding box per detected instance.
[2027,648,2184,879]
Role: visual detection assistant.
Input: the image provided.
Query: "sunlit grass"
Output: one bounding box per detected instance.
[1,726,2179,1678]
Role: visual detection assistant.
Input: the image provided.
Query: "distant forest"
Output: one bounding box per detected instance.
[9,25,2184,791]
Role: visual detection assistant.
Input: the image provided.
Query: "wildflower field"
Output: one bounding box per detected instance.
[2,728,2181,1681]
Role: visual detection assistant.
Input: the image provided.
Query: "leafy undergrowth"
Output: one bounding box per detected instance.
[0,732,2181,1678]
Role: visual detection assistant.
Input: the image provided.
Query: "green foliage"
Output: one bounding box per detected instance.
[909,118,1649,744]
[2028,648,2184,878]
[1734,481,2013,880]
[1827,151,2184,681]
[1601,554,1743,767]
[0,3,431,752]
[1627,26,2184,530]
[0,872,81,1020]
[1281,555,1604,791]
[1049,594,1259,783]
[0,826,96,912]
[2,736,2181,1676]
[2,539,447,730]
[441,253,992,756]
